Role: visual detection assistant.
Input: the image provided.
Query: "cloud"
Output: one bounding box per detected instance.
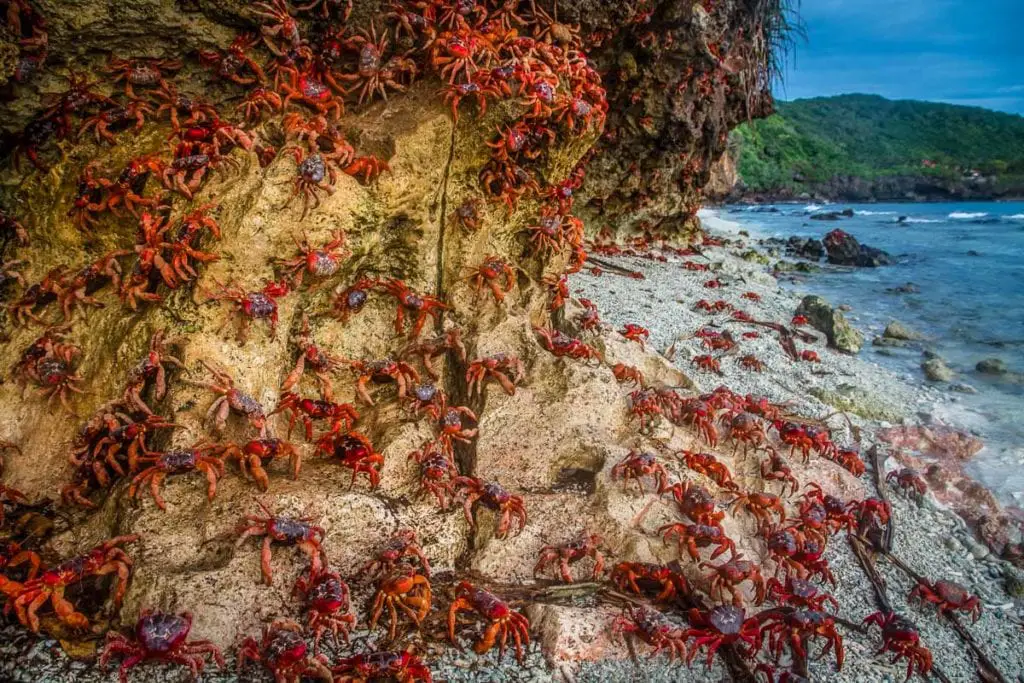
[777,0,1024,114]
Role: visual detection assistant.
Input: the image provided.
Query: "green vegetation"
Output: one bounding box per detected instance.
[734,94,1024,193]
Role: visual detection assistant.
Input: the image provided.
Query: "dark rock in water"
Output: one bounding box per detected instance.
[785,236,824,261]
[886,282,920,294]
[966,250,982,256]
[897,216,908,223]
[841,208,854,217]
[795,295,863,354]
[976,358,1008,375]
[950,383,978,394]
[810,211,843,221]
[822,229,893,267]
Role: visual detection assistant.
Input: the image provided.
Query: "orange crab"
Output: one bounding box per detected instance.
[369,570,432,640]
[448,582,530,663]
[129,445,225,511]
[701,554,767,607]
[465,353,525,396]
[465,255,516,304]
[380,278,448,338]
[729,491,787,532]
[455,476,526,538]
[235,500,325,586]
[612,363,645,387]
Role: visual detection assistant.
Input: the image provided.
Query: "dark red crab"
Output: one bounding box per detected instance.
[205,278,290,343]
[236,500,326,586]
[908,579,982,623]
[100,610,224,683]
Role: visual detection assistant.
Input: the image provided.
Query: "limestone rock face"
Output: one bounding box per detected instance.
[0,0,789,671]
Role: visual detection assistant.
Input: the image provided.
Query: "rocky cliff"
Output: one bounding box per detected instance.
[0,0,787,678]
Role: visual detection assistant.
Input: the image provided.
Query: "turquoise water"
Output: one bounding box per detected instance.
[721,201,1024,505]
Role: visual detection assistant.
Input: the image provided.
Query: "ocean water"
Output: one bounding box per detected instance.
[717,201,1024,506]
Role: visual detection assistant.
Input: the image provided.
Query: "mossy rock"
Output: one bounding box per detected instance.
[809,383,905,422]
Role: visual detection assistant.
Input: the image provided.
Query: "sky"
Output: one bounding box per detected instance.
[777,0,1024,115]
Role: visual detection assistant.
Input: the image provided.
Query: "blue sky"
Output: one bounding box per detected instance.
[778,0,1024,114]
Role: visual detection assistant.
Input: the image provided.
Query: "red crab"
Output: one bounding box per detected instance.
[281,70,344,121]
[369,570,433,640]
[79,100,152,145]
[409,440,459,508]
[620,324,650,349]
[684,605,762,668]
[238,85,283,123]
[455,476,527,538]
[104,56,182,98]
[336,24,408,104]
[442,78,498,122]
[350,357,420,405]
[610,562,688,602]
[186,360,268,436]
[662,480,725,527]
[428,29,496,84]
[740,354,765,372]
[331,276,378,322]
[252,0,304,56]
[701,554,767,607]
[294,566,355,651]
[100,610,224,683]
[465,255,516,304]
[281,315,348,400]
[151,84,219,132]
[283,149,338,219]
[761,451,800,497]
[767,576,839,612]
[121,330,182,416]
[730,492,787,532]
[437,404,478,452]
[677,450,738,491]
[534,532,605,583]
[342,155,390,183]
[760,608,844,671]
[205,278,290,343]
[465,353,525,396]
[236,500,326,586]
[534,327,601,363]
[661,520,736,561]
[722,412,768,456]
[691,354,721,374]
[402,328,467,380]
[886,468,927,498]
[741,291,762,302]
[273,392,358,441]
[4,535,138,632]
[274,230,350,288]
[199,34,267,86]
[799,350,820,363]
[316,431,384,489]
[448,582,530,663]
[863,612,933,680]
[129,445,225,511]
[791,315,809,327]
[159,143,239,199]
[612,605,688,661]
[329,650,432,683]
[675,398,720,446]
[908,579,981,623]
[612,363,645,387]
[219,438,302,491]
[452,197,484,232]
[380,278,448,338]
[238,619,333,683]
[360,529,432,580]
[610,450,669,494]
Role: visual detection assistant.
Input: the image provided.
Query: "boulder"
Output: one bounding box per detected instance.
[794,295,864,354]
[976,358,1008,375]
[886,282,920,294]
[922,358,954,382]
[822,229,893,267]
[872,336,910,348]
[883,321,924,341]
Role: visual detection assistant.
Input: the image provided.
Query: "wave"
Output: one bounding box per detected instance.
[802,204,823,213]
[856,210,897,216]
[949,212,988,219]
[900,217,943,224]
[1008,213,1024,220]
